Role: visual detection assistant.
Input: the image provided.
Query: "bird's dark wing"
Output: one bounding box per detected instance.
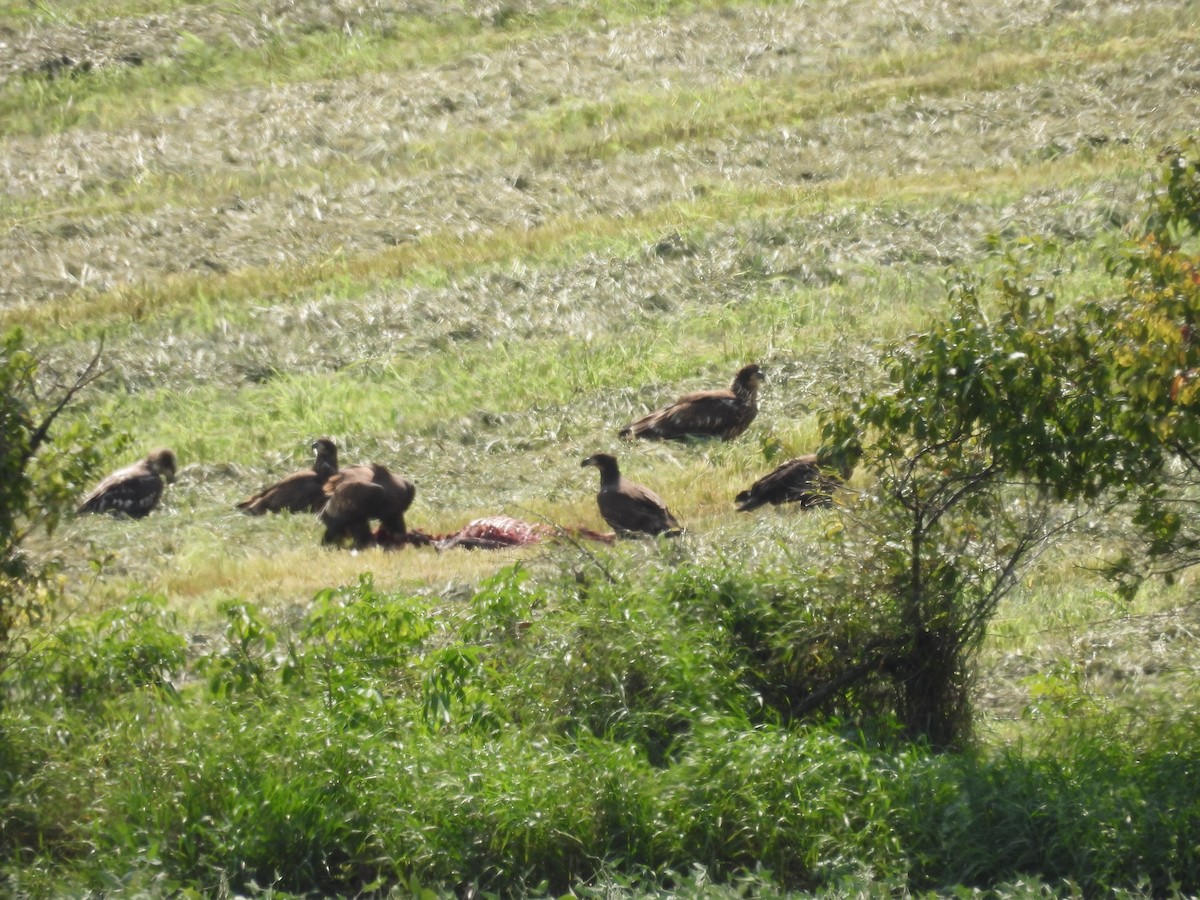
[621,391,751,440]
[320,465,415,545]
[319,478,388,548]
[322,478,387,522]
[77,463,163,518]
[599,480,680,535]
[372,467,415,536]
[735,457,837,511]
[374,467,415,511]
[237,470,328,515]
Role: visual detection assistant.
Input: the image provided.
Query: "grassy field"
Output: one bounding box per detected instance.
[7,0,1193,609]
[3,0,1200,894]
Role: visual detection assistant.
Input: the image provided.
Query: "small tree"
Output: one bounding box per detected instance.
[807,141,1200,747]
[0,329,112,684]
[818,269,1090,747]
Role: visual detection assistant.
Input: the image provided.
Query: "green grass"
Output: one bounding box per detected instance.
[4,563,1199,895]
[0,0,1178,619]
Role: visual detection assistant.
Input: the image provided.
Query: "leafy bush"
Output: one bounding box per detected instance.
[899,712,1200,894]
[0,328,113,686]
[5,595,186,707]
[800,139,1200,748]
[2,560,1200,896]
[661,725,908,890]
[489,560,754,764]
[296,573,434,724]
[200,599,281,699]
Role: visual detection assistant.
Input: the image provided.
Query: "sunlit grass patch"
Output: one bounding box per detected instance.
[0,15,482,137]
[7,152,1136,339]
[3,0,1181,324]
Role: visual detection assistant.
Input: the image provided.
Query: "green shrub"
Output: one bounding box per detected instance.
[900,714,1200,894]
[292,573,434,726]
[199,599,281,699]
[494,560,753,764]
[1,327,114,691]
[3,569,1200,896]
[4,595,185,707]
[661,725,909,890]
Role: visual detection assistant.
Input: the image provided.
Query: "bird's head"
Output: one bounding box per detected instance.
[147,448,178,482]
[735,363,765,388]
[581,453,620,480]
[730,364,765,402]
[312,437,339,464]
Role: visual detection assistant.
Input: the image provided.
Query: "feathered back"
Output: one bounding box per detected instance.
[735,453,846,512]
[237,438,340,515]
[77,448,176,519]
[582,453,682,537]
[320,463,415,548]
[619,363,764,441]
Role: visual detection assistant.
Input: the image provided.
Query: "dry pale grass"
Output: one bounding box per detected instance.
[1,0,1194,316]
[157,543,525,619]
[979,573,1200,740]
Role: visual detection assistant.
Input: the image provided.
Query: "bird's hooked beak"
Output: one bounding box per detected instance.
[154,451,178,482]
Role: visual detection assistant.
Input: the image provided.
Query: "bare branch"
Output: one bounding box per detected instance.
[23,338,109,463]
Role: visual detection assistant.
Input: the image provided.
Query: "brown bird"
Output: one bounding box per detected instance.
[618,363,764,441]
[236,438,339,515]
[734,454,845,512]
[319,463,415,549]
[581,453,681,537]
[77,448,177,519]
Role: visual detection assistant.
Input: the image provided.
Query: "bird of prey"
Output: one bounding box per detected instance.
[237,438,339,515]
[734,454,844,512]
[581,453,681,537]
[77,448,177,518]
[319,463,415,549]
[618,363,764,441]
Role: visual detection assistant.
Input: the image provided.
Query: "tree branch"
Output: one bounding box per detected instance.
[22,339,108,463]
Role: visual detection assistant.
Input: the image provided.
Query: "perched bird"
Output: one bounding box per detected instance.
[319,463,415,549]
[77,448,177,519]
[236,438,339,515]
[618,363,764,441]
[581,453,681,537]
[734,453,845,512]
